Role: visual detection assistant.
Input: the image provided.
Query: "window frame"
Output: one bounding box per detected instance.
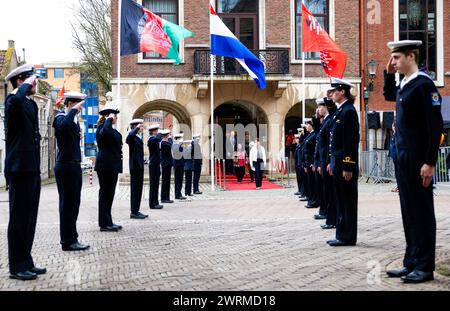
[53,68,65,79]
[394,0,444,86]
[291,0,333,64]
[137,0,184,64]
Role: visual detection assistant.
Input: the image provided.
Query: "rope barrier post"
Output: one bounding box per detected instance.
[280,158,284,186]
[286,156,291,188]
[89,169,93,186]
[218,159,222,190]
[222,159,227,191]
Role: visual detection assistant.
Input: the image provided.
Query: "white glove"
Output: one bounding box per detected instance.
[24,75,37,86]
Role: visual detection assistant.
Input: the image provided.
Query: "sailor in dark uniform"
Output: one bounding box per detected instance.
[293,133,302,195]
[126,118,148,219]
[172,134,187,200]
[298,127,309,201]
[316,96,338,229]
[384,40,443,283]
[147,124,163,209]
[160,129,174,204]
[303,120,319,208]
[4,64,46,280]
[184,139,194,196]
[192,134,203,195]
[53,92,90,251]
[327,77,360,247]
[95,105,123,232]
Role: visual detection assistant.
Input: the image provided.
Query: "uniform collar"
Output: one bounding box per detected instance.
[400,71,431,89]
[336,99,348,110]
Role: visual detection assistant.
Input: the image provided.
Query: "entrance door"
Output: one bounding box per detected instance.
[215,0,259,74]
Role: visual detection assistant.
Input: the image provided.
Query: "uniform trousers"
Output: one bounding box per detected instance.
[97,171,118,228]
[6,172,41,274]
[130,169,144,214]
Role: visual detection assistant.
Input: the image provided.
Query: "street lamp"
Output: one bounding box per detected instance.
[366,60,379,91]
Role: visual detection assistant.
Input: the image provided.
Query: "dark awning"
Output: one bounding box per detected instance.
[442,97,450,129]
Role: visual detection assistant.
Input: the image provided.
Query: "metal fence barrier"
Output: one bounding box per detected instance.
[361,147,450,184]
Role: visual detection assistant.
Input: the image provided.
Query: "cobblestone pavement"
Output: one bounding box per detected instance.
[0,175,449,291]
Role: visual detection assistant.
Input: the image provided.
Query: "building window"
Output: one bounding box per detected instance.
[142,0,178,60]
[35,68,47,79]
[399,0,436,79]
[54,68,65,79]
[295,0,329,60]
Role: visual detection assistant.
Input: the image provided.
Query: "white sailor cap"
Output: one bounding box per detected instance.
[173,133,184,139]
[64,92,87,101]
[129,118,144,125]
[192,133,201,139]
[99,104,120,115]
[316,98,325,106]
[329,77,355,91]
[5,64,35,82]
[147,124,160,131]
[160,129,171,135]
[297,128,302,132]
[387,40,422,52]
[294,134,300,138]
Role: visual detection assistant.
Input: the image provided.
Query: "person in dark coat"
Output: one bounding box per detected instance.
[303,120,319,208]
[298,127,309,200]
[192,134,203,194]
[313,106,325,218]
[53,92,90,251]
[4,64,46,280]
[184,139,194,196]
[388,122,399,193]
[384,40,443,283]
[317,96,338,229]
[147,124,163,209]
[172,133,187,200]
[293,133,302,195]
[95,105,123,232]
[126,118,148,219]
[160,129,174,203]
[327,77,360,247]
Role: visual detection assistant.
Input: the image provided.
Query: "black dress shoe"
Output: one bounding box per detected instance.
[137,212,149,218]
[194,191,202,195]
[386,267,412,278]
[131,213,147,219]
[62,242,90,251]
[112,224,122,230]
[150,205,164,209]
[305,204,318,208]
[326,239,338,244]
[186,194,194,197]
[176,196,187,200]
[100,226,119,232]
[30,267,47,275]
[299,198,309,202]
[10,271,37,281]
[294,192,301,195]
[321,224,336,229]
[161,200,174,203]
[401,270,434,283]
[328,240,355,246]
[314,214,327,220]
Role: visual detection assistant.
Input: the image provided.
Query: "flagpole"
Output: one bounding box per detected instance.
[301,0,306,124]
[210,54,215,191]
[117,0,122,108]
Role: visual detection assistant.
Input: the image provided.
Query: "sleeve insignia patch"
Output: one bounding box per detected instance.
[431,92,441,106]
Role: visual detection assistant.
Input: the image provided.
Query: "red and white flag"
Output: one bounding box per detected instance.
[302,4,347,78]
[55,84,65,108]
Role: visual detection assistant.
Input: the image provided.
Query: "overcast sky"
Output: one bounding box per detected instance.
[0,0,81,64]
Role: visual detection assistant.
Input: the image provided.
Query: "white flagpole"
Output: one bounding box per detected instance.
[210,54,215,191]
[117,0,122,107]
[301,0,306,124]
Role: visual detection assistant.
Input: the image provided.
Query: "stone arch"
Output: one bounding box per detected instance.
[133,99,192,128]
[284,99,318,133]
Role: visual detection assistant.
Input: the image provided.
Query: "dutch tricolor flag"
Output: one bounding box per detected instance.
[210,5,266,89]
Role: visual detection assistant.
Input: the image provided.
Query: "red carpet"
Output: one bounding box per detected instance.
[217,175,283,191]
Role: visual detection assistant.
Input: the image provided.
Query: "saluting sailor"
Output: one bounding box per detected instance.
[172,133,187,200]
[327,77,360,247]
[147,124,163,209]
[192,134,203,195]
[4,64,46,280]
[384,40,443,283]
[53,92,90,251]
[160,129,174,204]
[126,118,148,219]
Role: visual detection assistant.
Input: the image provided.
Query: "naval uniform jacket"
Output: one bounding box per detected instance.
[303,131,317,168]
[329,101,360,174]
[126,128,144,171]
[4,83,41,173]
[95,118,123,173]
[172,142,184,168]
[53,109,81,163]
[160,140,173,168]
[383,71,443,166]
[147,134,162,166]
[318,113,335,171]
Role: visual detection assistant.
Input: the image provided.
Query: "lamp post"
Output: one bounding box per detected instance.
[365,60,379,151]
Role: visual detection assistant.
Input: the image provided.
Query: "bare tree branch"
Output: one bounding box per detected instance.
[71,0,112,93]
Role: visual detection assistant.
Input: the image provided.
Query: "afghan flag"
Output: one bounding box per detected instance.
[301,4,347,78]
[55,84,65,108]
[120,0,195,65]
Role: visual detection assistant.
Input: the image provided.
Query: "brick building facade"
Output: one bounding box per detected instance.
[111,0,363,176]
